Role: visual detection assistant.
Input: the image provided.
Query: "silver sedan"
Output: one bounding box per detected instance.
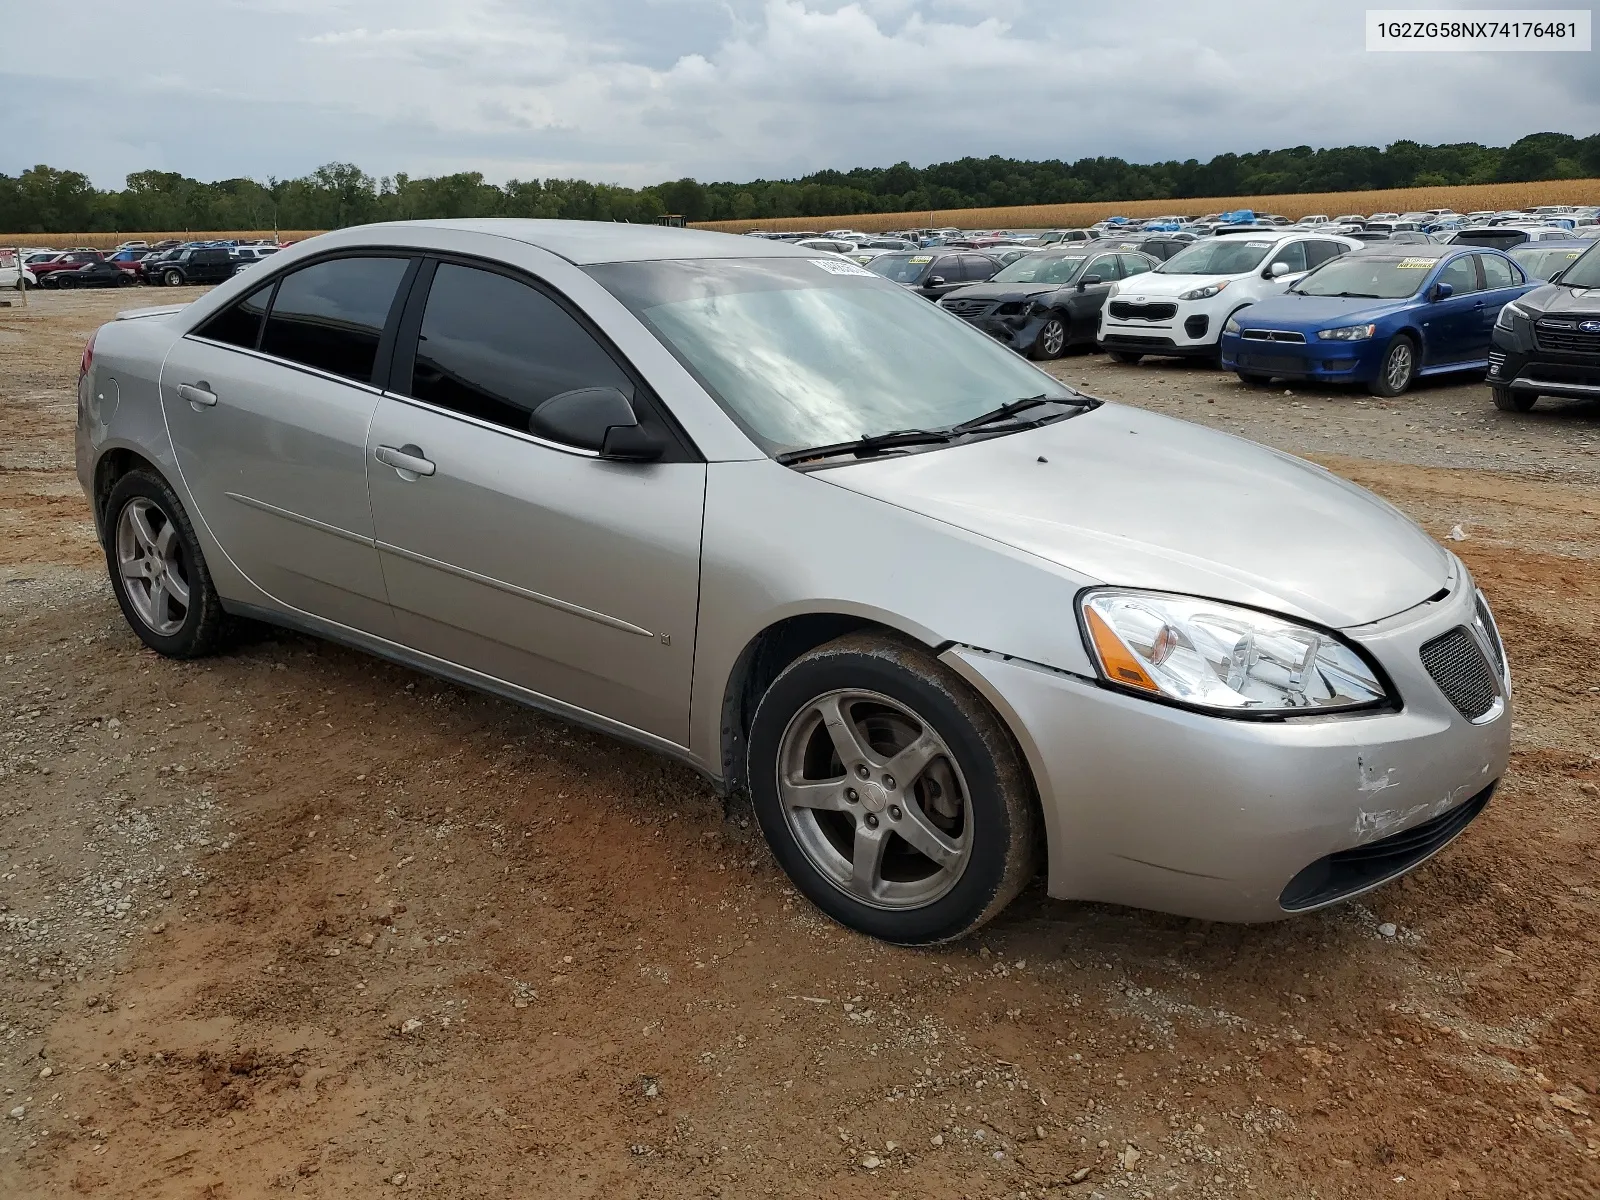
[75,220,1510,944]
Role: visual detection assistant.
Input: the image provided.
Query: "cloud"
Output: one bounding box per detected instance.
[2,0,1596,189]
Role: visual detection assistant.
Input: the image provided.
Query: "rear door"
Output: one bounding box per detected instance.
[161,254,417,636]
[1474,253,1527,351]
[365,258,706,745]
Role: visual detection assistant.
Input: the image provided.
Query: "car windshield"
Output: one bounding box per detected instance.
[865,254,932,283]
[1510,246,1589,282]
[587,257,1080,457]
[1156,238,1275,276]
[1558,243,1600,288]
[990,254,1087,285]
[1291,256,1437,299]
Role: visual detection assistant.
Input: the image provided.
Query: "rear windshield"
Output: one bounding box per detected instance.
[1157,238,1275,275]
[1451,230,1527,249]
[1291,256,1438,299]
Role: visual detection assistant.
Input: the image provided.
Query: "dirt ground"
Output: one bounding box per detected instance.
[1,288,1597,1200]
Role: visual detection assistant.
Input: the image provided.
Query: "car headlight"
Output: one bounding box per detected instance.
[1079,589,1388,715]
[1223,315,1242,334]
[1178,281,1228,301]
[1316,324,1376,341]
[1494,300,1529,331]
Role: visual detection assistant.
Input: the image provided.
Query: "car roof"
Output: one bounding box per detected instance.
[1510,239,1592,251]
[385,218,812,264]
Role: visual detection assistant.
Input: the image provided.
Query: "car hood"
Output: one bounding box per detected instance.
[1523,281,1600,316]
[821,405,1450,629]
[1111,271,1248,298]
[941,282,1059,303]
[1231,294,1408,329]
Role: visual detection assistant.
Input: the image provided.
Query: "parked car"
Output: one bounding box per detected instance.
[148,247,238,286]
[50,260,139,289]
[76,219,1509,942]
[0,254,37,289]
[1487,239,1600,412]
[30,250,105,281]
[866,250,1001,300]
[1447,226,1567,251]
[106,249,152,274]
[1097,231,1362,364]
[1508,240,1593,282]
[1218,246,1534,396]
[938,246,1157,360]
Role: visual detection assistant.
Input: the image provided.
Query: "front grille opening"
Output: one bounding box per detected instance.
[1279,782,1495,911]
[1474,595,1506,677]
[1420,627,1499,721]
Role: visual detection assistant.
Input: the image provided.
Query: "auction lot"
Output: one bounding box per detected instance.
[2,288,1598,1199]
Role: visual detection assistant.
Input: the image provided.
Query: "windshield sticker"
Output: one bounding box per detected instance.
[1118,243,1136,250]
[809,258,875,276]
[1396,257,1433,268]
[908,255,933,264]
[1566,251,1583,258]
[1245,241,1271,248]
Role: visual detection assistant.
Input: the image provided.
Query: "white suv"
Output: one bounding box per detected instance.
[1097,231,1363,364]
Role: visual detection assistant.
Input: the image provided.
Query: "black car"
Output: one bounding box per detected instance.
[866,250,1001,300]
[148,247,237,287]
[1488,240,1600,412]
[936,246,1157,360]
[44,261,137,289]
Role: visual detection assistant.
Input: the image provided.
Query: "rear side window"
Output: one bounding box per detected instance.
[404,262,634,434]
[1304,241,1345,268]
[194,283,273,350]
[260,256,411,384]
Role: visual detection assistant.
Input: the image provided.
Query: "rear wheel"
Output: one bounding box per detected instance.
[747,633,1040,945]
[1108,350,1143,365]
[104,470,227,659]
[1030,314,1068,361]
[1368,334,1417,397]
[1491,385,1537,412]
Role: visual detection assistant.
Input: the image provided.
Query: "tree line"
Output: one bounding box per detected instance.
[2,132,1596,234]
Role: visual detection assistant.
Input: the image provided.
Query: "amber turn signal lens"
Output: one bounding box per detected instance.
[1084,606,1158,693]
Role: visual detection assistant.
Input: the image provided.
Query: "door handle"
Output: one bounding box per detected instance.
[176,382,217,408]
[375,444,436,477]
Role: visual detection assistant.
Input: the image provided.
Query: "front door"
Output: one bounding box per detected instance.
[366,259,706,745]
[160,254,416,635]
[1067,252,1122,326]
[1421,254,1481,366]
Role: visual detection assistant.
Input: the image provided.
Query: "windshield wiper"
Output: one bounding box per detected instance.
[1310,291,1383,299]
[776,427,956,465]
[951,393,1094,434]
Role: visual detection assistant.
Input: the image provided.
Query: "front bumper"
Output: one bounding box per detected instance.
[946,304,1051,354]
[1490,324,1600,401]
[941,575,1510,922]
[1099,298,1225,356]
[1221,332,1383,382]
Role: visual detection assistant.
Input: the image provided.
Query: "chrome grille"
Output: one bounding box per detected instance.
[941,298,996,318]
[1533,318,1600,355]
[1474,594,1506,678]
[1241,329,1308,343]
[1108,301,1177,321]
[1420,627,1499,721]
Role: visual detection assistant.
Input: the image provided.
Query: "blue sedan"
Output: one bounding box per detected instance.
[1219,246,1536,396]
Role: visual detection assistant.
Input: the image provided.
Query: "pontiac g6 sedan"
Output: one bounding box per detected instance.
[76,220,1510,944]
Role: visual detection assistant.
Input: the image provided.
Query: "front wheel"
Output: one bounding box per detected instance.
[747,633,1040,945]
[1029,314,1068,361]
[104,470,228,659]
[163,269,183,287]
[1368,335,1417,397]
[1107,350,1143,365]
[1237,372,1273,387]
[1491,385,1536,412]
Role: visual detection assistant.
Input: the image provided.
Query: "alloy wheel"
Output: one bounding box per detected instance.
[1386,341,1414,392]
[775,689,972,910]
[115,497,191,636]
[1038,318,1066,358]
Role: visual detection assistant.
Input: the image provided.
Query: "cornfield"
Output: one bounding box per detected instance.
[0,230,327,251]
[696,179,1600,234]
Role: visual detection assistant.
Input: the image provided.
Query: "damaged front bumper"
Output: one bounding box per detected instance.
[940,569,1510,923]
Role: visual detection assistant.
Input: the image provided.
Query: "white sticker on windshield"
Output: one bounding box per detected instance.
[908,255,933,264]
[1396,257,1433,268]
[809,258,875,276]
[1245,241,1272,248]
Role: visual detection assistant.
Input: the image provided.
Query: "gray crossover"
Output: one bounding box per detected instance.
[75,220,1510,943]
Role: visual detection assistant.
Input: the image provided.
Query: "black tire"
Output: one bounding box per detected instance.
[1491,385,1536,413]
[747,632,1040,945]
[1107,350,1143,365]
[116,272,135,287]
[1029,313,1069,361]
[103,469,228,659]
[1368,334,1418,397]
[163,269,183,287]
[1236,372,1273,387]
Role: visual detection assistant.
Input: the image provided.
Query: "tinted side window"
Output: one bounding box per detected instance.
[1120,253,1155,277]
[261,256,410,385]
[406,262,634,434]
[1480,254,1518,288]
[963,255,998,281]
[1435,255,1479,295]
[1304,241,1342,268]
[930,257,959,282]
[1268,241,1308,273]
[194,283,272,350]
[1085,255,1122,282]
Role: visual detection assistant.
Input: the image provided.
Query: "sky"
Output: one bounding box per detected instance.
[4,0,1598,189]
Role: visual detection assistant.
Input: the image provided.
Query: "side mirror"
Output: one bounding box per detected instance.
[1429,282,1455,302]
[528,387,664,462]
[1077,274,1103,291]
[1267,261,1292,278]
[925,275,946,288]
